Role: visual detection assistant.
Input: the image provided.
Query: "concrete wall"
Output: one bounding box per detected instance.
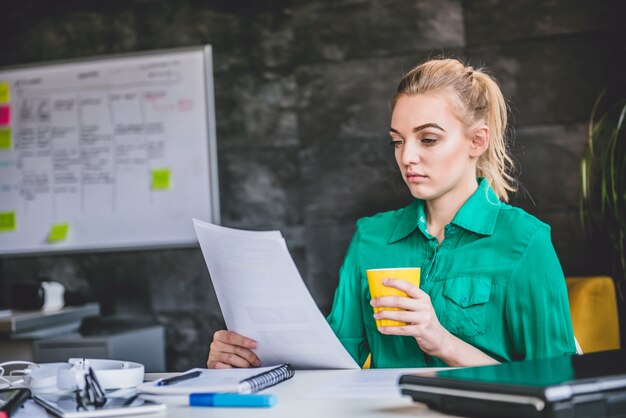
[1,0,624,370]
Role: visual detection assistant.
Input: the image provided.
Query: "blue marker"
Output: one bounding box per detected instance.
[190,393,277,408]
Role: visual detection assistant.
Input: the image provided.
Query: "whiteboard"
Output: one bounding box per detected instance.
[0,46,220,255]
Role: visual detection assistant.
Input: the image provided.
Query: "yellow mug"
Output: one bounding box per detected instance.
[367,267,421,327]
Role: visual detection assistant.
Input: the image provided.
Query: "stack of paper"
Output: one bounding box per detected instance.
[193,219,359,370]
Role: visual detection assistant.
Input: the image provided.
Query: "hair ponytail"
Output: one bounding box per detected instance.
[472,71,517,201]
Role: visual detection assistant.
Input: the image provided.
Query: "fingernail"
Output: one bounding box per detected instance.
[249,341,257,348]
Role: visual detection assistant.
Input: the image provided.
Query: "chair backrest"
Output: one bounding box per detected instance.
[566,276,621,353]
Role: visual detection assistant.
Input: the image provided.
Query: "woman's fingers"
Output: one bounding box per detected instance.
[210,340,261,366]
[369,278,429,311]
[374,305,434,323]
[377,324,415,336]
[209,349,259,368]
[371,295,431,311]
[211,361,233,369]
[207,330,261,368]
[381,278,426,299]
[214,330,257,349]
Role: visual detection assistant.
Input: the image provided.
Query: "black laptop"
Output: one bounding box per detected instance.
[399,349,626,418]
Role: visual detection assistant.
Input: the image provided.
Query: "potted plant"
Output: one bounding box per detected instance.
[580,88,626,299]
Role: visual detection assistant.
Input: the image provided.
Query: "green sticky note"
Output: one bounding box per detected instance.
[151,168,171,190]
[0,129,11,150]
[0,81,9,103]
[48,223,69,242]
[0,211,16,232]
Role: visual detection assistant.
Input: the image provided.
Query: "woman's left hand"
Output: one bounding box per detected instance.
[369,278,452,358]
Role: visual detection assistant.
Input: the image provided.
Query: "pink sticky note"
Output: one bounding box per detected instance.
[0,106,9,126]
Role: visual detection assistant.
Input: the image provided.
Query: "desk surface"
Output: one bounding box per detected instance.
[144,370,458,418]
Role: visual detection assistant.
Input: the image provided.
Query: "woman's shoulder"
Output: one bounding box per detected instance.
[355,201,418,234]
[496,202,551,240]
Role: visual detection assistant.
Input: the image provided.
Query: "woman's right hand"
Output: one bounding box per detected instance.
[207,330,261,369]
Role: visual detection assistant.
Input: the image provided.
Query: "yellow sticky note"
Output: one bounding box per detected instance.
[48,223,69,242]
[0,129,11,150]
[151,168,171,190]
[0,81,9,103]
[0,211,16,232]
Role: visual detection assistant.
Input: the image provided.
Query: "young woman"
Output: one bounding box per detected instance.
[207,58,577,369]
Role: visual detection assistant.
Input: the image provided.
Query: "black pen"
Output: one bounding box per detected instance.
[156,370,202,386]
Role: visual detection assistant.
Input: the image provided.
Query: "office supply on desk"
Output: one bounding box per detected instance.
[10,281,65,311]
[26,359,144,393]
[138,364,294,395]
[399,349,626,418]
[0,388,31,418]
[156,370,201,386]
[142,393,277,408]
[193,219,360,370]
[33,393,165,418]
[190,393,276,407]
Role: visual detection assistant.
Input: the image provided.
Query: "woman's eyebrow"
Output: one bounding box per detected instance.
[389,123,446,134]
[413,123,445,132]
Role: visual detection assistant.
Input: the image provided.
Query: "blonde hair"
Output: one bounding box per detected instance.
[392,58,517,202]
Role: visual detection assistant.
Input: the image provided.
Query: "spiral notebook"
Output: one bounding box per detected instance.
[137,364,295,395]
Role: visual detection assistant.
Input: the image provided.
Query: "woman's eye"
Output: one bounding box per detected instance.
[389,139,404,148]
[421,138,437,145]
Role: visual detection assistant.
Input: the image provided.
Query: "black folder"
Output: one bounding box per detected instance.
[399,349,626,418]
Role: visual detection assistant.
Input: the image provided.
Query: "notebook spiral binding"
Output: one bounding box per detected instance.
[240,364,295,393]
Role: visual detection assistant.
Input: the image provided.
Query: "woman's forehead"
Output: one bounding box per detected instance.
[391,93,461,129]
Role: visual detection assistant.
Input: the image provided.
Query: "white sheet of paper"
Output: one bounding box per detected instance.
[193,219,359,370]
[305,368,446,399]
[13,400,50,418]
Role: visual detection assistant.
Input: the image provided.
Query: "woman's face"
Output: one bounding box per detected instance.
[390,93,478,204]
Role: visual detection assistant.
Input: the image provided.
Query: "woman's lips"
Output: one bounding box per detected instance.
[406,172,428,182]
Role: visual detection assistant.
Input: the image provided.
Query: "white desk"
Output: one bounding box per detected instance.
[145,370,458,418]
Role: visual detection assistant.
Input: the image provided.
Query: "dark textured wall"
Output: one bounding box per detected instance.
[1,0,624,370]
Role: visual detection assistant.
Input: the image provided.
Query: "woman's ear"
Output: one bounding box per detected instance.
[469,125,489,158]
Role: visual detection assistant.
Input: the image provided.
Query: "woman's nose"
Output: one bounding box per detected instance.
[401,140,420,166]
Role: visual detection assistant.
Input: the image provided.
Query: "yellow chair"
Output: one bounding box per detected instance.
[566,276,621,353]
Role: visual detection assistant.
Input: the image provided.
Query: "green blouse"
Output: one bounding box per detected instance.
[327,178,577,368]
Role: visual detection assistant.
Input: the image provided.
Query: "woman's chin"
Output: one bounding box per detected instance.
[406,184,435,200]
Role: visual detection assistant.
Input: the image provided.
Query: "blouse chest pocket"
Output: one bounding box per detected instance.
[441,277,492,338]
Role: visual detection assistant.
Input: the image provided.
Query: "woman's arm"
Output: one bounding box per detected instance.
[504,225,577,359]
[326,228,370,367]
[370,278,498,367]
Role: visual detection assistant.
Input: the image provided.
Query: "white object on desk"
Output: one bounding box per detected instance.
[193,220,359,370]
[305,368,446,399]
[144,369,453,417]
[13,399,50,418]
[26,359,144,393]
[138,365,290,395]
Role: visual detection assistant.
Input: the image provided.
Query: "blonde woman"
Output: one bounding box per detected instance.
[207,58,577,369]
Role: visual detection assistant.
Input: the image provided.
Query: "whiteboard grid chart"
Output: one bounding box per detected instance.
[0,46,219,255]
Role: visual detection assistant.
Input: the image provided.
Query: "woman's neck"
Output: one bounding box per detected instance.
[425,177,479,243]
